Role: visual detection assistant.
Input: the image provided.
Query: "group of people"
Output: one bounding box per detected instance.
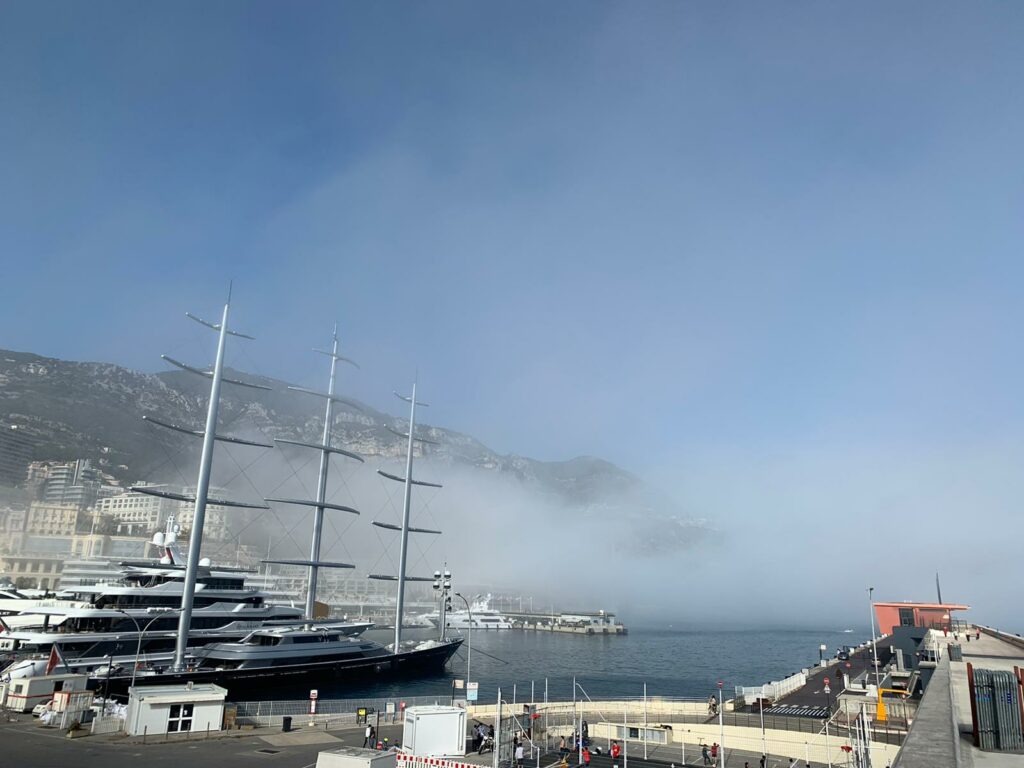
[361,724,391,750]
[556,736,596,768]
[701,742,720,765]
[472,721,496,754]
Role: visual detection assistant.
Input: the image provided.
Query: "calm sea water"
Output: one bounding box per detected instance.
[264,626,869,703]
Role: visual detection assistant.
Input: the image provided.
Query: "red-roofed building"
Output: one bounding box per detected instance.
[873,601,970,635]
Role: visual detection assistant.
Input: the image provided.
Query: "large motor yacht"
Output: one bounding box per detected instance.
[0,523,371,678]
[425,594,514,630]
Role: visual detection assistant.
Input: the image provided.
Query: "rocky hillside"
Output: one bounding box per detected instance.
[0,349,709,554]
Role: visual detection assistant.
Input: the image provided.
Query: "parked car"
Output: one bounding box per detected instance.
[836,647,850,661]
[32,700,53,718]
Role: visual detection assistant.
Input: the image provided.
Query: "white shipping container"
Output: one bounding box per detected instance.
[316,746,398,768]
[402,705,467,757]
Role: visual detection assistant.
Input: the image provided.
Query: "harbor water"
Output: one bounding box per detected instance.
[247,625,869,702]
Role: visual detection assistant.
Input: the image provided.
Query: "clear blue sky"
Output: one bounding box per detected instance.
[3,2,1024,619]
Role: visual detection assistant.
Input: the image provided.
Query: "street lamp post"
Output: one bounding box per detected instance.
[717,680,725,768]
[867,587,880,690]
[455,592,473,690]
[132,608,181,689]
[103,655,113,707]
[823,676,833,768]
[112,607,182,690]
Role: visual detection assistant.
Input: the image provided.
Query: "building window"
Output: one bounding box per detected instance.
[167,703,193,732]
[899,608,915,627]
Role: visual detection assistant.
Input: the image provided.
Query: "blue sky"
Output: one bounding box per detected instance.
[3,2,1024,619]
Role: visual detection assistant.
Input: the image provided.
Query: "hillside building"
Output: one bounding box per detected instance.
[0,424,33,487]
[96,483,230,541]
[31,459,121,509]
[25,502,82,536]
[0,531,149,590]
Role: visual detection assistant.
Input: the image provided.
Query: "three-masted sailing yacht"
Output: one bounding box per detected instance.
[97,314,460,698]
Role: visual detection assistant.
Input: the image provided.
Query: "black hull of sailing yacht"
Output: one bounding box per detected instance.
[98,637,462,699]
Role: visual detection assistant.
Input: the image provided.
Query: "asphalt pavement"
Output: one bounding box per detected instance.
[771,640,893,710]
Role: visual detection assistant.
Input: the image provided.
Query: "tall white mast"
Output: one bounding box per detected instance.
[393,383,419,651]
[172,302,230,669]
[262,327,363,621]
[370,383,442,651]
[306,327,341,619]
[132,298,273,672]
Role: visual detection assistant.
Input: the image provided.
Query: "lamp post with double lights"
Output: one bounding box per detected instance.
[432,566,452,641]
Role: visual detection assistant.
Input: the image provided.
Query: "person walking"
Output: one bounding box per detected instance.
[711,743,719,766]
[560,736,569,759]
[759,755,767,768]
[611,741,622,763]
[515,741,525,768]
[702,745,711,766]
[363,723,373,747]
[583,746,592,768]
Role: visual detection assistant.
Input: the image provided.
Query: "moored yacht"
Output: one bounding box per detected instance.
[426,594,513,630]
[0,521,371,678]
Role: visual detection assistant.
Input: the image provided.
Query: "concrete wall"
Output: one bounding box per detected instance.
[589,720,901,766]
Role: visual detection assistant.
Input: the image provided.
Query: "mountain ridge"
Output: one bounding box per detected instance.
[0,348,710,556]
[0,347,637,501]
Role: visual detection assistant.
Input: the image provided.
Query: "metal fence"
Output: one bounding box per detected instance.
[234,693,454,728]
[91,714,125,735]
[484,697,902,768]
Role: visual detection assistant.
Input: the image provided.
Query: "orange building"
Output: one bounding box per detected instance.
[873,601,970,635]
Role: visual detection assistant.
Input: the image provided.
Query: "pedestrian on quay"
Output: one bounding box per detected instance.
[515,741,525,768]
[745,762,750,768]
[560,736,569,759]
[611,740,622,763]
[788,758,796,768]
[702,744,711,766]
[759,755,767,768]
[583,746,592,768]
[363,723,373,748]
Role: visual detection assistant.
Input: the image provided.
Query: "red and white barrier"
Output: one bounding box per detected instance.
[396,752,479,768]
